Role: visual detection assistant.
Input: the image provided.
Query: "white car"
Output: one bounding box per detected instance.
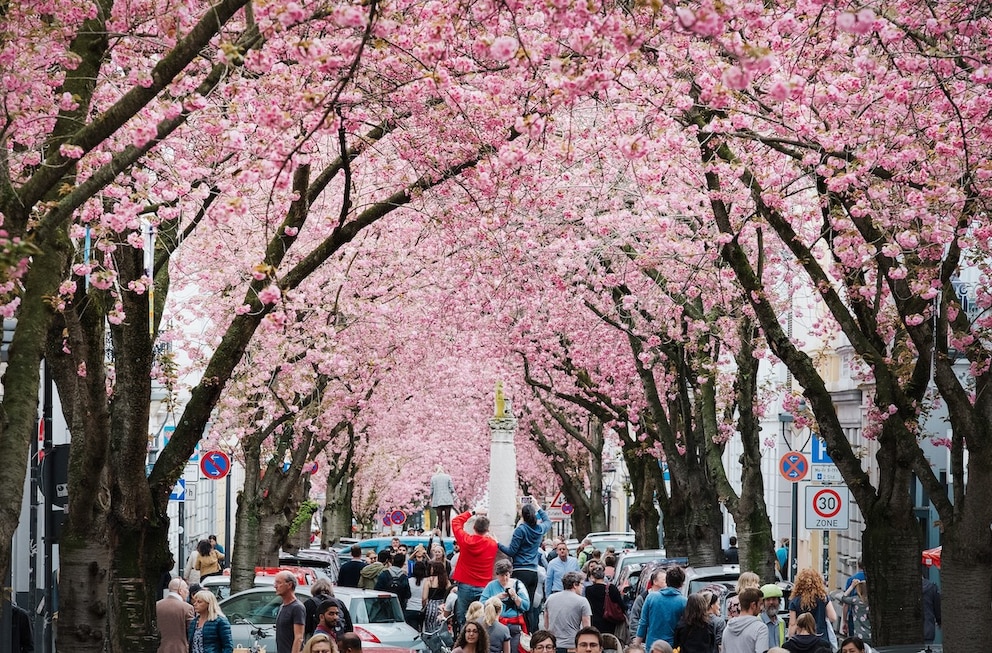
[219,585,425,650]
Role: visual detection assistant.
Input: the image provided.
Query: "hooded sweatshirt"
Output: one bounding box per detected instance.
[783,634,831,653]
[721,614,769,653]
[360,561,386,589]
[498,509,552,570]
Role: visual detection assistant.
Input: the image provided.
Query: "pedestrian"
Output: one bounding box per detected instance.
[530,629,557,653]
[575,626,604,653]
[787,569,836,646]
[453,620,491,653]
[922,574,941,644]
[194,539,225,581]
[673,593,717,653]
[482,597,512,653]
[720,588,768,653]
[584,566,625,637]
[545,542,581,597]
[775,540,790,580]
[360,550,391,590]
[275,570,307,653]
[375,552,412,610]
[303,633,337,653]
[481,560,530,653]
[838,636,867,653]
[835,579,870,644]
[423,560,453,633]
[498,503,552,613]
[431,465,457,537]
[782,613,830,653]
[703,590,725,650]
[157,577,194,653]
[726,572,760,619]
[338,632,362,653]
[758,584,785,650]
[634,567,687,650]
[208,535,227,570]
[304,579,352,640]
[629,567,666,632]
[338,545,367,588]
[544,571,592,653]
[406,561,428,630]
[841,558,865,635]
[451,509,499,630]
[723,537,739,564]
[187,590,234,653]
[313,600,342,639]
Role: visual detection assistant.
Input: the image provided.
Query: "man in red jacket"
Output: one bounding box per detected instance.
[451,508,498,630]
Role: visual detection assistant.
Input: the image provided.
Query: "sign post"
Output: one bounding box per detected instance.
[778,445,808,581]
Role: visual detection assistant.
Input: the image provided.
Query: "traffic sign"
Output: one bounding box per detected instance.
[169,478,186,501]
[779,452,809,482]
[812,464,844,484]
[561,503,574,515]
[805,486,849,530]
[812,436,833,464]
[390,510,407,525]
[549,491,565,508]
[200,450,232,480]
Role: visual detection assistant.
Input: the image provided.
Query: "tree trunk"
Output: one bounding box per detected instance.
[622,451,660,549]
[721,324,776,579]
[323,478,354,547]
[862,501,923,645]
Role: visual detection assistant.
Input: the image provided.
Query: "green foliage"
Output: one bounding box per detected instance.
[289,498,320,535]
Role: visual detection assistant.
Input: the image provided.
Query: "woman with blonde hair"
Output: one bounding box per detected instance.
[187,590,233,653]
[726,572,760,618]
[788,568,837,645]
[482,597,511,653]
[303,632,338,653]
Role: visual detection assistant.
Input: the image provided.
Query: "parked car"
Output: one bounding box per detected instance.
[572,532,636,557]
[220,585,425,650]
[199,565,321,600]
[337,537,456,562]
[280,547,341,583]
[612,549,669,584]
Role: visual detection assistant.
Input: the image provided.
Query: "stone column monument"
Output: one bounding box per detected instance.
[488,381,519,544]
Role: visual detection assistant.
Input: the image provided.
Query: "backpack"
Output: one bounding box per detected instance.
[386,569,409,599]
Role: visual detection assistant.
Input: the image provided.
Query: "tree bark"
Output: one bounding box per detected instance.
[621,450,661,549]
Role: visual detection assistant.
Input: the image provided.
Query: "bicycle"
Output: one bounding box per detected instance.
[418,614,454,653]
[233,617,271,653]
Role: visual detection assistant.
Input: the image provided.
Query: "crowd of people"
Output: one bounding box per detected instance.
[156,502,942,653]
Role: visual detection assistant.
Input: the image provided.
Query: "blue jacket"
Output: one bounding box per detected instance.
[636,588,687,649]
[498,510,552,570]
[188,616,234,653]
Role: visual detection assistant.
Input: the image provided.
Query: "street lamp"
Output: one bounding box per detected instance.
[602,461,616,530]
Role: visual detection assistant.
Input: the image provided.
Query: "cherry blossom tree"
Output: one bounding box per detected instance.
[596,1,992,647]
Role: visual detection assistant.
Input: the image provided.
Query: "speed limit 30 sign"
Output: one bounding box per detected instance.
[805,486,850,530]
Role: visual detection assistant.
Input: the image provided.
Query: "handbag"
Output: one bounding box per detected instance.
[603,586,626,624]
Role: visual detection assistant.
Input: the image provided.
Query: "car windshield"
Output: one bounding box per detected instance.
[222,593,285,625]
[350,596,404,624]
